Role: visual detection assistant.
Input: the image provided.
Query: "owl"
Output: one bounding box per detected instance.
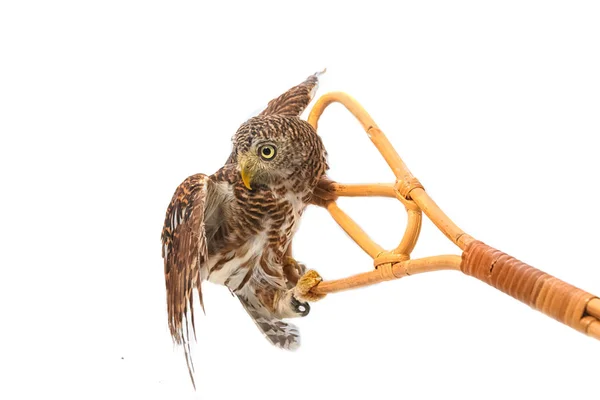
[161,72,336,386]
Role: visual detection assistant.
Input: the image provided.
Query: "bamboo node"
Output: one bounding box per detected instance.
[394,177,424,200]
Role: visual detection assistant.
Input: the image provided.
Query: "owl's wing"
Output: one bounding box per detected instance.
[238,296,301,350]
[161,173,220,388]
[259,70,324,117]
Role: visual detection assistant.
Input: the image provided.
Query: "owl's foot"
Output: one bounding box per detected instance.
[283,256,307,286]
[295,270,326,302]
[310,176,338,208]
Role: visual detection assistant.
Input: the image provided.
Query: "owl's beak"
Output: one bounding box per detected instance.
[240,161,254,190]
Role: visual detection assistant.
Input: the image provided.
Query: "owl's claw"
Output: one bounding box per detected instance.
[310,176,338,208]
[283,256,307,287]
[295,269,326,302]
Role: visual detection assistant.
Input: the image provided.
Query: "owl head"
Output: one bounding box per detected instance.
[230,73,328,191]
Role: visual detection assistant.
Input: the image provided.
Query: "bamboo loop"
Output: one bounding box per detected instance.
[308,92,417,186]
[305,91,599,342]
[325,202,383,259]
[394,209,421,256]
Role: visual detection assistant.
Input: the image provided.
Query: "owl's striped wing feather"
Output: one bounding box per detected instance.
[161,173,211,388]
[259,71,323,117]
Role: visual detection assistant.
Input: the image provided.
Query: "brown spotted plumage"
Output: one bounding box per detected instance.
[162,72,330,387]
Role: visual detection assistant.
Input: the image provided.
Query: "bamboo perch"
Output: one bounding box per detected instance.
[305,92,600,341]
[311,255,462,295]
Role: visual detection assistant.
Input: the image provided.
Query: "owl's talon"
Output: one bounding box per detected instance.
[295,269,326,302]
[284,257,307,273]
[283,256,307,287]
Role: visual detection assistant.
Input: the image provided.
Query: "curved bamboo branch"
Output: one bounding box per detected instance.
[409,188,475,250]
[309,92,423,259]
[326,202,383,259]
[394,209,421,256]
[305,91,599,342]
[309,92,413,181]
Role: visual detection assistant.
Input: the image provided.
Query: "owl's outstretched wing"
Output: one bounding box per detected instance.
[259,70,324,118]
[161,173,217,388]
[238,296,301,350]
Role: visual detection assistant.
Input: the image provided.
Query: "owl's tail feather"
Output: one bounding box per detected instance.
[254,315,301,350]
[238,297,301,350]
[184,346,196,391]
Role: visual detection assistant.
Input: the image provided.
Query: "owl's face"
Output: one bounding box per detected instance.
[232,115,327,191]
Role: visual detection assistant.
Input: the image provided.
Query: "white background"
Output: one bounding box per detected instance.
[1,1,599,399]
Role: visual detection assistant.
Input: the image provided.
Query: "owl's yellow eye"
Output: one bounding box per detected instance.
[258,144,277,160]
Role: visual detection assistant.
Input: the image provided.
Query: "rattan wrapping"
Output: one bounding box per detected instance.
[461,241,597,333]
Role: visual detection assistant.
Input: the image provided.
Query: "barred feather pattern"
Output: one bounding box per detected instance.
[239,296,301,350]
[161,174,210,387]
[162,72,330,387]
[206,162,314,292]
[259,70,322,117]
